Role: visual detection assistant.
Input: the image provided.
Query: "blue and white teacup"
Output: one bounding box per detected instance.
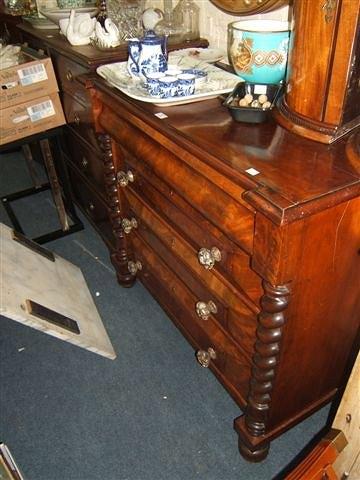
[177,73,196,97]
[158,76,178,98]
[181,69,207,87]
[146,72,165,97]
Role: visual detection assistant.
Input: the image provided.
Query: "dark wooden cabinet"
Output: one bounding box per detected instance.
[89,78,360,462]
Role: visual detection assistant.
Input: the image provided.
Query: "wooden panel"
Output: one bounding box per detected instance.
[333,350,360,479]
[286,1,339,122]
[266,197,360,428]
[324,0,360,125]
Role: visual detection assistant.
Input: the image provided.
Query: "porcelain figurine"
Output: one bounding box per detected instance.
[127,30,167,81]
[93,18,121,49]
[65,10,96,46]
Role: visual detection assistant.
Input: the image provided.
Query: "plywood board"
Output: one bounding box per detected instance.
[0,223,116,359]
[333,350,360,479]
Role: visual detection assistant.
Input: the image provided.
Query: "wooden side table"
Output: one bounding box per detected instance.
[0,127,83,244]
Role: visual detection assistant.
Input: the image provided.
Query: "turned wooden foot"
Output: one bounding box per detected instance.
[238,437,270,462]
[111,253,135,288]
[234,415,271,462]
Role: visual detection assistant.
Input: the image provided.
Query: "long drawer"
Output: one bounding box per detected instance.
[131,232,251,408]
[120,180,259,359]
[67,164,115,248]
[110,121,255,254]
[64,129,106,197]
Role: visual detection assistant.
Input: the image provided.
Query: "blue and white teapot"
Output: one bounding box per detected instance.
[127,30,168,81]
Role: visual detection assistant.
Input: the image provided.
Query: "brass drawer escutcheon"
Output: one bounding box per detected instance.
[117,170,135,187]
[81,157,88,168]
[195,300,217,321]
[196,347,217,368]
[74,113,80,125]
[198,246,221,270]
[128,260,142,275]
[121,217,138,234]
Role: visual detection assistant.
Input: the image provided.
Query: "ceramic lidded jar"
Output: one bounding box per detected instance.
[228,20,290,84]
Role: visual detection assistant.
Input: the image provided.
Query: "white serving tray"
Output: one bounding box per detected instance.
[96,52,242,107]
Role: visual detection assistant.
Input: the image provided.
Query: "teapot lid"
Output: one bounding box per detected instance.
[141,29,164,45]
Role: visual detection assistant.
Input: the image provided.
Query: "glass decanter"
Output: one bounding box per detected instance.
[172,0,200,41]
[154,0,184,44]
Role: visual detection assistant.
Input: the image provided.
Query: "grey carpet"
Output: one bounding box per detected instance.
[0,150,330,480]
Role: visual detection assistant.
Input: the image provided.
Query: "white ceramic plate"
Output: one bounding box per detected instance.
[23,16,59,30]
[96,54,242,107]
[39,7,98,25]
[171,48,226,64]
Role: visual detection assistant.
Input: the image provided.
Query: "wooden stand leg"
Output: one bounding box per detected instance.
[39,138,69,231]
[21,143,42,188]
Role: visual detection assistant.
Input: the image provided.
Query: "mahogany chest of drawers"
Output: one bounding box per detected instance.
[89,77,360,461]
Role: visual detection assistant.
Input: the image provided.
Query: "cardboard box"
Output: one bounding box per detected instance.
[0,92,66,145]
[0,49,59,109]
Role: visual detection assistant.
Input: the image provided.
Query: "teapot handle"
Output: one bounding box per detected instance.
[128,40,141,74]
[162,34,168,59]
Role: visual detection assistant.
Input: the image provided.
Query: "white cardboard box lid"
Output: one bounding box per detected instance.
[0,223,116,359]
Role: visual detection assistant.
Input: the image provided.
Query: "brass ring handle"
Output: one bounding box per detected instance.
[66,69,73,81]
[117,170,135,187]
[196,347,217,368]
[88,202,95,211]
[128,260,142,275]
[198,247,221,270]
[121,217,138,234]
[74,113,80,125]
[195,300,217,321]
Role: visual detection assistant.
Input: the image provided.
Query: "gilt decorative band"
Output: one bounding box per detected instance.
[245,280,291,437]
